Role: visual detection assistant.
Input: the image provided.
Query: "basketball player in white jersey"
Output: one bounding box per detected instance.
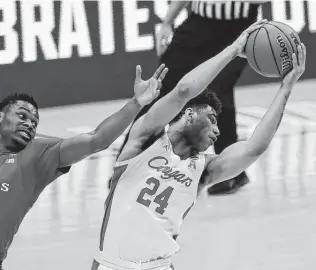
[92,20,306,270]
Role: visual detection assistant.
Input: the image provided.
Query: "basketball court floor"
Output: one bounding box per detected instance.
[4,79,316,270]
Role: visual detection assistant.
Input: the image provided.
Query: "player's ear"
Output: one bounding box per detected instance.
[0,109,6,124]
[184,108,194,123]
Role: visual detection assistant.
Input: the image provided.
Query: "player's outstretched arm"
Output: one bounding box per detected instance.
[205,44,306,185]
[57,64,168,168]
[128,20,267,141]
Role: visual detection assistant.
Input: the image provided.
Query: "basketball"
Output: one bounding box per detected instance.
[245,21,301,78]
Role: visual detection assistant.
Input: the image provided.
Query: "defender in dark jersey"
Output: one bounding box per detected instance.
[114,1,267,195]
[0,64,168,268]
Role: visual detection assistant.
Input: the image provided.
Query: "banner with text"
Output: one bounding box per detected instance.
[0,1,315,107]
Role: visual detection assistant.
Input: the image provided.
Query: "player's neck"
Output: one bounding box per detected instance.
[0,138,16,155]
[0,143,11,155]
[167,127,198,160]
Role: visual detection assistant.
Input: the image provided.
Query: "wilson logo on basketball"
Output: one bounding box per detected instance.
[148,156,193,187]
[276,34,291,71]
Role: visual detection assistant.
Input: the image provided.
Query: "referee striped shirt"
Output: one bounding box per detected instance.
[191,1,261,20]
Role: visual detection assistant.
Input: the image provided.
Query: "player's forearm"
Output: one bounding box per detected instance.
[163,1,189,25]
[247,83,292,155]
[176,45,237,99]
[91,97,142,151]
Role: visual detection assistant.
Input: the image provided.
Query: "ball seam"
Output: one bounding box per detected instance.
[252,26,264,75]
[267,22,296,77]
[263,26,281,77]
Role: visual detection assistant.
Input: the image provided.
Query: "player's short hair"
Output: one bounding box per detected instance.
[0,93,38,113]
[170,90,222,124]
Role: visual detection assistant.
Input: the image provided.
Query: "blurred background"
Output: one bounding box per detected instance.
[1,1,316,270]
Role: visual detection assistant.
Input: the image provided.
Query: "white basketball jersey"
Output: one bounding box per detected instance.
[95,133,206,264]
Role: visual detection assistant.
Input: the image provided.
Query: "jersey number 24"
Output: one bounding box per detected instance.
[136,177,174,215]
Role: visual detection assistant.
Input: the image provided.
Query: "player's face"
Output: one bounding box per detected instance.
[0,101,39,151]
[186,106,219,152]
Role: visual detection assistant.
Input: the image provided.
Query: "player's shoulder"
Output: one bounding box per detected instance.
[23,138,63,157]
[31,137,54,145]
[28,137,62,148]
[204,153,218,169]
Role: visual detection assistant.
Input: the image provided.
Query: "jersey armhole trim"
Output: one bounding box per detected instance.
[115,132,167,167]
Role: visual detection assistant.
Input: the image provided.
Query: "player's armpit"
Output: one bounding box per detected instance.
[204,141,261,185]
[59,133,95,168]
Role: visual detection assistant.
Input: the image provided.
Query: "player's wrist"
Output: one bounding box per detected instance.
[161,21,173,28]
[132,96,144,109]
[280,81,294,93]
[226,44,239,59]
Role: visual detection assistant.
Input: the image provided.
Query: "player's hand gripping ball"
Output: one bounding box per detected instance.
[245,21,301,78]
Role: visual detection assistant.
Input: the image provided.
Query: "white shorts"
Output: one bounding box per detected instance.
[91,259,174,270]
[96,266,173,270]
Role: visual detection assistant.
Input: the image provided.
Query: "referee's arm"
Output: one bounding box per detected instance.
[156,1,189,56]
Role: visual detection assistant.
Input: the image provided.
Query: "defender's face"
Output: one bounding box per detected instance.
[0,101,39,151]
[186,106,220,152]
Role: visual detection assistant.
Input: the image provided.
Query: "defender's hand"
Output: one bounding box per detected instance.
[282,43,306,88]
[156,23,173,57]
[134,64,169,107]
[231,19,268,58]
